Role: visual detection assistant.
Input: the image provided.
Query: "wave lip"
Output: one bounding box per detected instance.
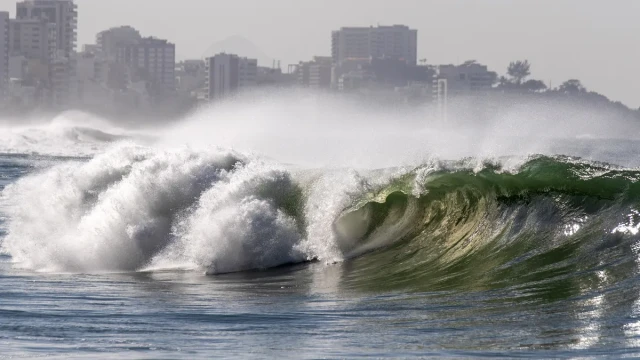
[333,155,640,294]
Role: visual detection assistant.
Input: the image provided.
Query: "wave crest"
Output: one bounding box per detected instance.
[4,149,640,285]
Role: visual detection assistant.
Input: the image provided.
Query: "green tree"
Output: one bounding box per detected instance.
[522,79,547,92]
[558,79,586,94]
[496,76,513,89]
[507,60,531,85]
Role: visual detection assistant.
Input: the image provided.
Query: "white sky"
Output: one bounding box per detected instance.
[1,0,638,108]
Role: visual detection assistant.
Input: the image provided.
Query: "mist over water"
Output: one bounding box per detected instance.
[155,90,640,168]
[3,89,639,166]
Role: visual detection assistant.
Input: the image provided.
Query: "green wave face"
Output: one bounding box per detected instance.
[334,156,640,300]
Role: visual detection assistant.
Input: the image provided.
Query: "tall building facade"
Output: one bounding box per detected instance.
[116,37,176,97]
[0,12,9,96]
[9,18,57,61]
[8,18,58,103]
[16,0,77,60]
[15,0,77,106]
[238,57,257,88]
[331,25,417,66]
[96,26,141,61]
[205,53,257,101]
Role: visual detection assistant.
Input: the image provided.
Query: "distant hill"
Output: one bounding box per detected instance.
[202,35,274,67]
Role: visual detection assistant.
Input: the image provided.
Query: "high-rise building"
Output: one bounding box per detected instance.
[16,0,77,60]
[8,18,58,104]
[9,18,57,61]
[0,12,9,96]
[238,57,257,88]
[297,56,331,89]
[96,26,141,61]
[116,37,176,97]
[205,53,257,101]
[331,25,417,66]
[15,0,78,106]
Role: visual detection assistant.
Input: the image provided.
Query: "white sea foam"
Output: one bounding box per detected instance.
[0,144,407,273]
[148,159,307,274]
[0,145,245,272]
[0,111,149,157]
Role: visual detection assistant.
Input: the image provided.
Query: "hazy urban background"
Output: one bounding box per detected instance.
[0,0,638,128]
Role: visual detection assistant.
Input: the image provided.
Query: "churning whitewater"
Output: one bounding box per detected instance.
[0,143,415,274]
[3,137,640,283]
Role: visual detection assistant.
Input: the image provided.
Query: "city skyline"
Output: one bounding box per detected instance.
[7,0,634,108]
[0,0,638,109]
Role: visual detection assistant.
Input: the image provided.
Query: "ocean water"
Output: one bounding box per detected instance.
[2,108,640,358]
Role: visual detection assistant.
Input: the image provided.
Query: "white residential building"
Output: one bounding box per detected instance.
[16,0,78,106]
[96,26,141,61]
[239,58,257,88]
[116,37,176,97]
[205,53,257,101]
[331,25,417,66]
[16,0,77,60]
[9,18,57,61]
[7,18,58,106]
[297,56,331,89]
[436,62,496,97]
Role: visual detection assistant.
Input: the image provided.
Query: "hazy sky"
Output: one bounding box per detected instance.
[1,0,638,108]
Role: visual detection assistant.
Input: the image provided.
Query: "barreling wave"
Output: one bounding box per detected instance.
[2,145,640,292]
[336,156,640,294]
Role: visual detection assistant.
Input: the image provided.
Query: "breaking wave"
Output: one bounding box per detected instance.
[0,112,146,157]
[0,145,388,273]
[2,143,640,284]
